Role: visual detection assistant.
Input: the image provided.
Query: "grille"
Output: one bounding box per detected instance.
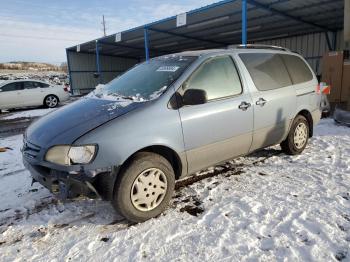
[23,140,41,159]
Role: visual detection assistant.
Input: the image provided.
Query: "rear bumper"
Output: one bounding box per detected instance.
[311,109,322,126]
[59,92,70,102]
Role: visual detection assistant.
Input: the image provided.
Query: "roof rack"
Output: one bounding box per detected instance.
[235,44,290,52]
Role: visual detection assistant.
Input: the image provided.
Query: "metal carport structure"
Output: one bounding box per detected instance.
[66,0,344,95]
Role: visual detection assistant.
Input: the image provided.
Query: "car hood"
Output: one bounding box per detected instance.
[26,97,145,147]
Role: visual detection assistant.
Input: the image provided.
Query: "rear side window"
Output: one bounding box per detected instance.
[39,82,50,88]
[281,55,313,84]
[184,56,242,100]
[23,82,36,89]
[32,82,41,88]
[239,53,292,91]
[1,82,23,92]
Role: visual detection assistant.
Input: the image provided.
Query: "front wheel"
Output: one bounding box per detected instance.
[112,152,175,222]
[281,115,309,155]
[44,95,59,108]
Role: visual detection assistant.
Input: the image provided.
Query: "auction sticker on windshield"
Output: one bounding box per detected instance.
[156,66,180,72]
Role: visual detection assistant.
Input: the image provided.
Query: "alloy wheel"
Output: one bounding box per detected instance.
[46,95,58,108]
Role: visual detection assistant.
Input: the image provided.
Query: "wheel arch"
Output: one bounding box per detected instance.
[118,145,184,182]
[95,144,184,201]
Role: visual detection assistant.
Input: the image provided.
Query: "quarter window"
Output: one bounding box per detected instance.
[239,53,292,91]
[281,54,313,84]
[184,56,242,100]
[39,82,50,88]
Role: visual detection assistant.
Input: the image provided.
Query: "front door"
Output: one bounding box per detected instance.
[178,55,253,174]
[0,82,24,109]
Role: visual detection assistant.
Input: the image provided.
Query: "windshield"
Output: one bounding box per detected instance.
[90,55,197,101]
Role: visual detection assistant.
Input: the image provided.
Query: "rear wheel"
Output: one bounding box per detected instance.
[112,152,175,222]
[44,95,59,108]
[281,115,309,155]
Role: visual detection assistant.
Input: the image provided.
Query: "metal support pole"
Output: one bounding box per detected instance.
[332,32,337,51]
[95,40,101,83]
[242,0,247,45]
[325,32,333,51]
[144,28,150,62]
[345,0,350,49]
[65,49,73,95]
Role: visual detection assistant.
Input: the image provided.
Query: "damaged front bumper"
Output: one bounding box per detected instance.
[22,140,117,200]
[24,160,100,199]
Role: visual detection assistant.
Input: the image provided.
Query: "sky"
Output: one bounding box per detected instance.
[0,0,218,64]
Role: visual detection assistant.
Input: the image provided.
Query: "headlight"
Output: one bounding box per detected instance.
[45,146,70,165]
[68,145,96,164]
[45,145,97,165]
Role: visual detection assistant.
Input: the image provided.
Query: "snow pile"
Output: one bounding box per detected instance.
[0,72,67,86]
[0,108,56,120]
[0,119,349,261]
[87,85,168,111]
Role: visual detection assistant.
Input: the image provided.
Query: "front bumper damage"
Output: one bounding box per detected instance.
[22,140,117,200]
[24,160,99,199]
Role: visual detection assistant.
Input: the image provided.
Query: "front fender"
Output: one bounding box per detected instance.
[75,99,185,172]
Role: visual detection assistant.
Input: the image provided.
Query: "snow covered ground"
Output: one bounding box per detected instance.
[0,108,56,120]
[0,119,349,261]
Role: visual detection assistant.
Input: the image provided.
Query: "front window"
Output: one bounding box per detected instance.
[1,82,23,92]
[182,56,242,101]
[90,56,196,101]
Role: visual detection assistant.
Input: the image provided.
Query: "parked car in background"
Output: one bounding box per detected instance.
[0,80,70,110]
[23,45,321,222]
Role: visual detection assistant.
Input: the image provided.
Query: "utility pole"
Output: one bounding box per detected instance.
[102,15,106,36]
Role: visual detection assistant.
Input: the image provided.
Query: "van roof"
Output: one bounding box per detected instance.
[165,45,295,58]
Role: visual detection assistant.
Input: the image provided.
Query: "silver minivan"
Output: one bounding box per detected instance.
[23,45,321,222]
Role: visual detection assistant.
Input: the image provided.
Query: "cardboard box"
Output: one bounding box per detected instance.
[321,51,344,103]
[341,61,350,103]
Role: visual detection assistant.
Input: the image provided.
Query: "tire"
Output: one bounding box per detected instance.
[280,115,309,155]
[112,152,175,222]
[44,95,59,108]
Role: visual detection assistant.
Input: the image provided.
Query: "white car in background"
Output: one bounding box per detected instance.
[0,80,70,110]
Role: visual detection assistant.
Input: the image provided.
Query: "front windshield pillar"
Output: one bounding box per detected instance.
[144,28,150,62]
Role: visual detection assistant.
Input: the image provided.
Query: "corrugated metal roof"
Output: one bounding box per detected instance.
[66,0,344,59]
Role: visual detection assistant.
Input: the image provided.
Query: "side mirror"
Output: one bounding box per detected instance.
[183,89,207,106]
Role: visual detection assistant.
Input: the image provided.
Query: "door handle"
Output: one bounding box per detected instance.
[256,98,267,106]
[238,101,251,111]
